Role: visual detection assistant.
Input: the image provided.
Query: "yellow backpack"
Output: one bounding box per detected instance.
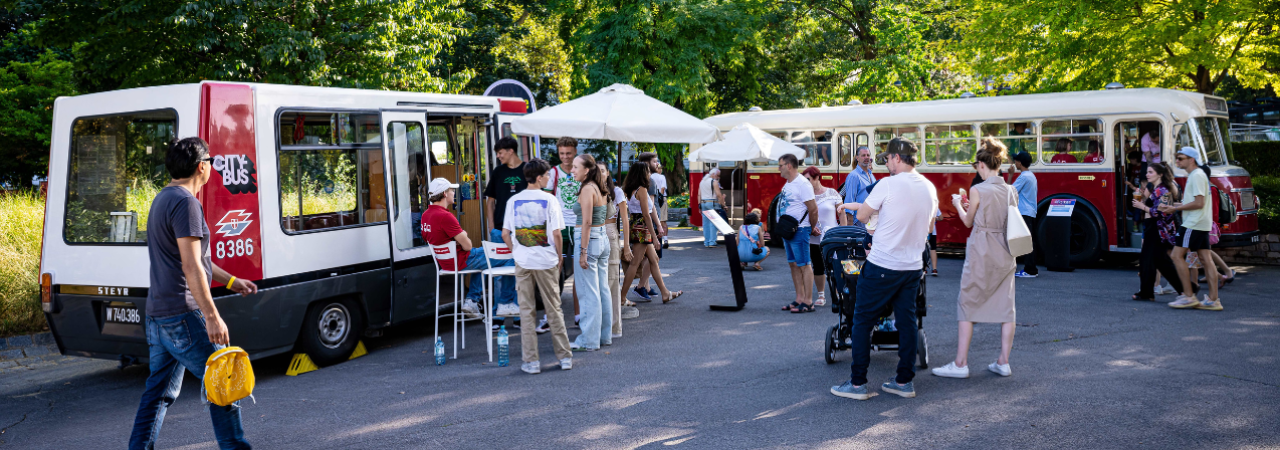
[205,346,255,407]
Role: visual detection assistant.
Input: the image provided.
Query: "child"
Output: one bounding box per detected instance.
[502,159,573,374]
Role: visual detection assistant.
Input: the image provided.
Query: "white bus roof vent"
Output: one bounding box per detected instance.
[1105,82,1126,90]
[959,92,977,99]
[748,106,763,112]
[847,99,863,106]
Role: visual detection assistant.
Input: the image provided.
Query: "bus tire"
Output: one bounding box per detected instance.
[299,298,365,367]
[1036,206,1104,266]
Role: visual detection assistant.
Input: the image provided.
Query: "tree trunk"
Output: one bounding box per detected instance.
[658,144,688,197]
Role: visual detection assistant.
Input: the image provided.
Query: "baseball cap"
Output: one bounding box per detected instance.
[1177,147,1201,165]
[428,178,459,196]
[1013,151,1032,167]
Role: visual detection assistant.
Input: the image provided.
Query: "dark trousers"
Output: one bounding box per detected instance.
[1138,218,1191,299]
[850,261,920,386]
[1018,215,1038,275]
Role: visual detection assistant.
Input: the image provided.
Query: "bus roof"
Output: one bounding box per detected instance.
[56,81,519,110]
[704,88,1225,132]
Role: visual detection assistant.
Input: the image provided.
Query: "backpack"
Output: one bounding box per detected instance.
[205,346,255,407]
[1213,184,1237,225]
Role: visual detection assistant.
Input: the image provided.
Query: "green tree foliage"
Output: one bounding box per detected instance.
[955,0,1280,94]
[0,49,75,186]
[19,0,473,92]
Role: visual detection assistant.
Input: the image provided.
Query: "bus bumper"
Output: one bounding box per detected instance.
[1217,231,1261,248]
[45,293,150,363]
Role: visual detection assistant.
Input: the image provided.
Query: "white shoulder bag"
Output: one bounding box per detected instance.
[1006,186,1033,257]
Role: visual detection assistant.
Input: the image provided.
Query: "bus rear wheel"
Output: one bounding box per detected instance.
[299,299,365,367]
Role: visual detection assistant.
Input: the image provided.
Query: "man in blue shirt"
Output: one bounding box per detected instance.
[1011,151,1038,277]
[841,146,875,224]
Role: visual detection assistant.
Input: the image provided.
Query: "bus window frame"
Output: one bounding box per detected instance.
[872,125,924,168]
[1039,118,1105,166]
[62,107,180,247]
[275,107,388,237]
[923,123,979,166]
[836,131,871,169]
[750,129,835,169]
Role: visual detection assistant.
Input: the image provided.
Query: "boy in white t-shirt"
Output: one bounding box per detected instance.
[503,159,573,374]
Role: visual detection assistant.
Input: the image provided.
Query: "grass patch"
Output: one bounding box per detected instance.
[0,190,48,337]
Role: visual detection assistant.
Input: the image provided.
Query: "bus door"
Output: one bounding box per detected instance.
[429,115,491,242]
[1113,120,1162,250]
[381,110,437,322]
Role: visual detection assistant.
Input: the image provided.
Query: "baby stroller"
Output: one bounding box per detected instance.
[820,226,929,368]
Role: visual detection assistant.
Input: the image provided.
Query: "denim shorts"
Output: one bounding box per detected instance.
[784,227,811,266]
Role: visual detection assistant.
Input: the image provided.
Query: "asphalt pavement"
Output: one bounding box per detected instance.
[2,229,1278,449]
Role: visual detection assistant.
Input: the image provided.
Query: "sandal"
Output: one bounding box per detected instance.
[790,302,815,313]
[753,263,763,271]
[622,299,637,307]
[663,290,684,303]
[782,301,800,311]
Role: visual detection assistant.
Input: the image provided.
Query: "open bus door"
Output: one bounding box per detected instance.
[381,110,437,323]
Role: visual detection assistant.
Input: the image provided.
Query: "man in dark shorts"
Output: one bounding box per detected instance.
[130,137,258,450]
[1161,147,1222,310]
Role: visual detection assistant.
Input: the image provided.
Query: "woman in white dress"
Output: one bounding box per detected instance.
[803,166,842,307]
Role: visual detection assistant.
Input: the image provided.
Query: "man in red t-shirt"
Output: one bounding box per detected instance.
[422,178,517,318]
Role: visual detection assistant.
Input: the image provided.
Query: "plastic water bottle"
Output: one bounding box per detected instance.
[434,337,446,366]
[497,325,510,367]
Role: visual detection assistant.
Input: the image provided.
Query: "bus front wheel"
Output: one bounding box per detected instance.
[299,298,365,367]
[1037,208,1103,266]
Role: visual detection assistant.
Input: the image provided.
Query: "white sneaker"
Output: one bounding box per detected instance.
[988,362,1012,377]
[611,332,622,339]
[460,299,481,318]
[1155,284,1177,295]
[521,361,541,374]
[535,317,550,334]
[560,358,572,370]
[495,303,520,317]
[815,292,826,307]
[930,362,970,378]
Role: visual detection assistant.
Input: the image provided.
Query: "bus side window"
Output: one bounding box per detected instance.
[278,111,383,233]
[924,124,976,165]
[980,122,1036,162]
[1042,119,1103,165]
[873,126,921,166]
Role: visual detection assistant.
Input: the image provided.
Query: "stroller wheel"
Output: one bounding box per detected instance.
[824,325,839,364]
[916,329,929,369]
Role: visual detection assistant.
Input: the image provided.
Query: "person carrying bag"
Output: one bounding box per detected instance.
[1006,186,1033,257]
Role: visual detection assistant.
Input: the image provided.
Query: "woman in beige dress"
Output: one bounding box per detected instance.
[932,137,1018,379]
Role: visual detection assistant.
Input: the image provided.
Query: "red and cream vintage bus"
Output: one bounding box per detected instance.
[39,81,534,366]
[690,88,1259,265]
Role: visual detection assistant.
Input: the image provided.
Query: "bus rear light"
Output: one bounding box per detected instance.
[41,273,53,313]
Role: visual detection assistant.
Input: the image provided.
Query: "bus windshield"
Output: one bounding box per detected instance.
[1193,117,1228,166]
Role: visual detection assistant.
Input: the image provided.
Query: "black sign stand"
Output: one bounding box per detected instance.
[707,211,749,311]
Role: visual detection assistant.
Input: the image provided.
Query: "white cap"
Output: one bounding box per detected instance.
[1177,146,1201,165]
[428,178,459,196]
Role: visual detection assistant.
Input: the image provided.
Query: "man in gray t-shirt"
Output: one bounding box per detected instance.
[130,137,259,450]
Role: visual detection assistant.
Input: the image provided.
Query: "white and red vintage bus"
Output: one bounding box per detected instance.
[39,81,534,366]
[690,88,1259,264]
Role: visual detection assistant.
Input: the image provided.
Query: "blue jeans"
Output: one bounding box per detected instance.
[700,202,719,246]
[784,226,812,266]
[849,261,920,386]
[130,310,250,450]
[572,227,612,348]
[462,248,515,306]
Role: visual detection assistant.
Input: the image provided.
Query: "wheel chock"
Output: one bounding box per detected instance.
[348,341,368,360]
[285,353,319,376]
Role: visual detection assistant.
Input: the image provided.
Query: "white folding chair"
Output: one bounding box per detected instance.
[429,242,484,359]
[480,241,517,361]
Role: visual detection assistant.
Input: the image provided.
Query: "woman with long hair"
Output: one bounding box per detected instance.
[737,208,769,271]
[569,154,612,350]
[605,174,632,337]
[1132,162,1191,301]
[620,161,683,303]
[933,137,1018,379]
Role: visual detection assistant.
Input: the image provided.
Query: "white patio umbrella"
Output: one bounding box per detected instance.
[688,123,806,163]
[510,83,719,144]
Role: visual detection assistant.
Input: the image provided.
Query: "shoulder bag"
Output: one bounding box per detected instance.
[1006,186,1034,257]
[775,210,808,241]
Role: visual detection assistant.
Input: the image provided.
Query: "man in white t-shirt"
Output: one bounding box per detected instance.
[1161,146,1221,310]
[777,153,818,312]
[503,159,573,374]
[831,137,937,402]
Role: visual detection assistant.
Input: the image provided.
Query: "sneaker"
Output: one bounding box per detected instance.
[647,287,658,297]
[621,306,640,319]
[1195,296,1223,311]
[931,269,938,277]
[460,299,481,318]
[611,332,622,339]
[830,381,871,400]
[570,342,598,352]
[495,303,521,317]
[492,323,521,331]
[1155,284,1177,295]
[632,287,652,301]
[521,362,541,374]
[574,314,582,325]
[930,362,970,378]
[1014,271,1038,278]
[560,358,572,370]
[881,378,916,398]
[535,317,550,334]
[815,292,826,307]
[988,362,1012,377]
[1168,295,1201,309]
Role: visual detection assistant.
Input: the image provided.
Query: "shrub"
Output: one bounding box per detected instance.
[668,193,689,209]
[1234,141,1280,177]
[0,190,48,337]
[1253,175,1280,235]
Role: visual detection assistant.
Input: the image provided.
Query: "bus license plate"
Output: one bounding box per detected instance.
[105,304,142,324]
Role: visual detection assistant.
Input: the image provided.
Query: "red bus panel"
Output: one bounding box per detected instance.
[198,83,263,283]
